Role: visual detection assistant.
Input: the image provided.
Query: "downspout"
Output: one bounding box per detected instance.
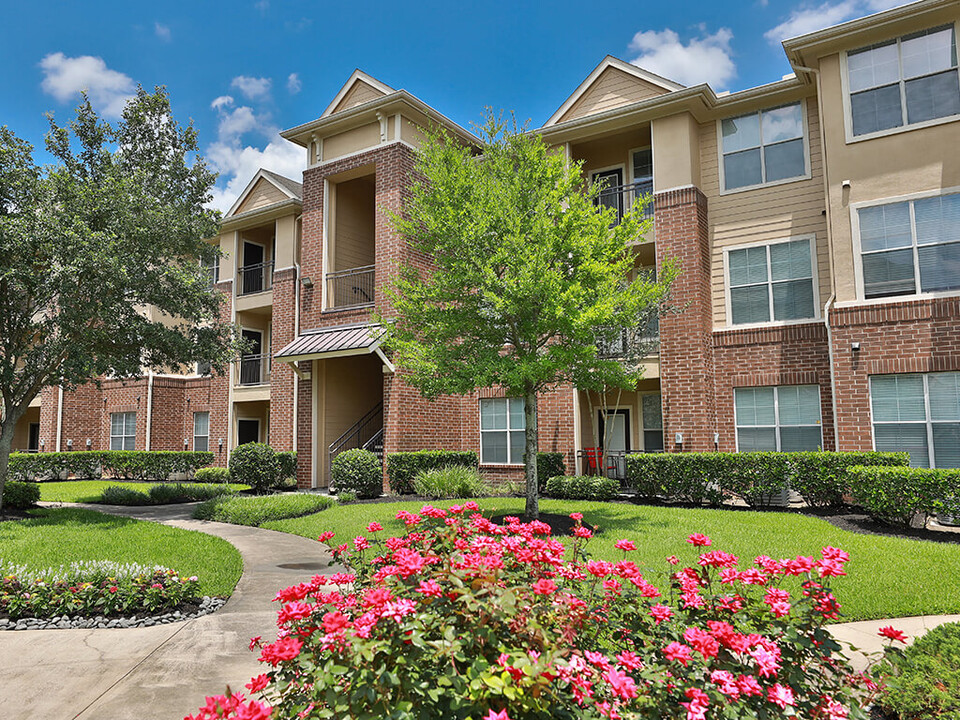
[145,371,155,450]
[55,386,64,452]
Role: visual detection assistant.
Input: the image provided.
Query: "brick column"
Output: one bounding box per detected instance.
[270,267,297,453]
[654,186,716,452]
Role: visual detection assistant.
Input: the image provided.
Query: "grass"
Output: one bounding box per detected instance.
[38,480,250,504]
[0,507,242,597]
[193,493,337,527]
[265,497,960,622]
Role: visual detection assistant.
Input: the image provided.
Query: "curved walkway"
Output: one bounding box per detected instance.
[0,503,337,720]
[2,503,959,718]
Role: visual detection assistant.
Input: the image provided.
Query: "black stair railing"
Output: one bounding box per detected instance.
[328,401,384,474]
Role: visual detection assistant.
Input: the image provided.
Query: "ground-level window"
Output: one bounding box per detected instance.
[110,412,136,451]
[734,385,822,451]
[870,372,960,468]
[641,394,664,451]
[480,397,525,464]
[193,412,210,452]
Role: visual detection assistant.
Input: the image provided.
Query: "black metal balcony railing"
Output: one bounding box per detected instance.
[238,261,274,296]
[597,321,660,359]
[595,180,654,224]
[236,353,271,386]
[577,448,628,480]
[328,265,375,309]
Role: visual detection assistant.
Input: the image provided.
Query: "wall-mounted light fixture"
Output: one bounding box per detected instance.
[66,439,73,449]
[184,438,189,449]
[675,432,684,445]
[300,276,314,288]
[218,438,224,452]
[86,438,92,448]
[851,341,861,352]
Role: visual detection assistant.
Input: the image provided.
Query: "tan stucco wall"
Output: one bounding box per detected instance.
[274,214,298,269]
[559,67,670,124]
[400,116,427,147]
[652,113,702,191]
[573,127,651,178]
[578,378,661,452]
[12,406,40,452]
[320,354,383,482]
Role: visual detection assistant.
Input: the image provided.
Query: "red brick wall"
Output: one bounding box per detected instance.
[270,267,297,454]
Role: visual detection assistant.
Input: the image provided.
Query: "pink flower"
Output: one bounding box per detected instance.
[878,626,908,643]
[415,580,443,597]
[667,555,680,565]
[616,651,643,671]
[366,522,383,532]
[824,699,850,720]
[484,710,510,720]
[532,578,557,595]
[687,533,711,547]
[681,687,710,720]
[258,636,303,665]
[574,526,593,539]
[322,610,351,634]
[737,674,763,697]
[245,674,270,692]
[821,546,849,563]
[353,536,370,551]
[684,627,719,659]
[650,604,674,623]
[749,644,781,678]
[317,531,335,543]
[614,539,636,552]
[382,599,417,623]
[663,642,693,666]
[767,683,795,709]
[569,512,583,521]
[603,668,638,701]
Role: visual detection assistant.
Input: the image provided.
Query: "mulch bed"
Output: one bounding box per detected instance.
[488,513,598,537]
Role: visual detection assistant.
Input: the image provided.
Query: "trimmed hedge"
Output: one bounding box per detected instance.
[8,451,214,483]
[99,483,238,506]
[194,467,231,484]
[544,475,620,501]
[626,451,909,508]
[848,465,960,527]
[193,493,337,527]
[229,443,281,495]
[276,452,298,483]
[4,481,41,509]
[876,621,960,718]
[386,451,478,495]
[537,453,566,492]
[331,449,383,499]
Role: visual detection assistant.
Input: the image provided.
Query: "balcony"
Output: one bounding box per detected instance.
[597,322,659,360]
[235,353,271,387]
[238,261,274,297]
[596,180,654,225]
[327,265,375,310]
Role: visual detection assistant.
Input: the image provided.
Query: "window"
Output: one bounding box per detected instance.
[193,412,210,452]
[110,412,136,451]
[641,394,664,452]
[480,398,525,464]
[847,25,960,137]
[204,252,220,287]
[871,372,960,468]
[592,168,624,224]
[727,237,817,325]
[857,192,960,298]
[735,385,822,451]
[720,103,806,191]
[632,149,654,218]
[196,360,212,377]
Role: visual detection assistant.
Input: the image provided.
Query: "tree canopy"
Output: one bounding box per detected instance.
[383,114,675,517]
[0,87,235,511]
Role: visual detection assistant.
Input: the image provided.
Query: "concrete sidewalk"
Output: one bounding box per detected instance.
[0,503,336,720]
[829,613,960,671]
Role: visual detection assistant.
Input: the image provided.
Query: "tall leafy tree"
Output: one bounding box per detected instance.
[0,87,234,511]
[384,115,675,518]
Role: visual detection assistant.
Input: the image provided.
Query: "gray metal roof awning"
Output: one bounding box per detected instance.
[274,323,393,374]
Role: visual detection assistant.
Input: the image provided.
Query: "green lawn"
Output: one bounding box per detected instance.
[0,507,242,597]
[38,480,249,504]
[193,493,337,526]
[266,498,960,622]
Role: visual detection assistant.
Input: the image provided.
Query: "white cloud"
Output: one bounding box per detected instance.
[211,95,234,110]
[628,27,736,89]
[765,0,911,44]
[287,73,302,94]
[39,52,136,118]
[154,22,171,41]
[207,138,304,211]
[231,75,271,101]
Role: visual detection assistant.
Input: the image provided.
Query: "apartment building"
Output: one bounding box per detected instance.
[16,0,960,484]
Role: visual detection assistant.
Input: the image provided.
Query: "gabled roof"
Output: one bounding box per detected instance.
[225,168,302,220]
[321,69,396,118]
[543,56,685,127]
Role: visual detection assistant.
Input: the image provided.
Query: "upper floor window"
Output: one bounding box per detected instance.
[632,148,654,218]
[726,237,817,326]
[480,397,525,464]
[720,102,806,191]
[857,191,960,299]
[847,25,960,137]
[110,412,136,451]
[735,385,822,452]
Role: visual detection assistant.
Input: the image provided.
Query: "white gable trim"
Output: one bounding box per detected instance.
[544,56,685,127]
[321,69,396,119]
[225,169,301,219]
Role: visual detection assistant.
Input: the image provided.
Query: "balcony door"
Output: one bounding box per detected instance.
[242,241,265,295]
[237,419,260,445]
[592,168,624,223]
[598,408,630,478]
[240,329,263,385]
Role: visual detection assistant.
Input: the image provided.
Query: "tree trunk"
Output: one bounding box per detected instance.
[524,388,539,520]
[0,407,25,516]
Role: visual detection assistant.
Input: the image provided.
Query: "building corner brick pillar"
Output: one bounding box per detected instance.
[270,267,297,454]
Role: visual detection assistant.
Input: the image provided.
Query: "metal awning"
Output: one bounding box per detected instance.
[274,323,393,374]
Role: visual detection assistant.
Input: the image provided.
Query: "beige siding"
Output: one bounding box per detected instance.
[235,179,286,215]
[573,128,651,178]
[331,80,386,114]
[324,122,381,161]
[321,355,383,470]
[333,175,375,271]
[559,67,670,124]
[400,116,427,147]
[701,95,829,327]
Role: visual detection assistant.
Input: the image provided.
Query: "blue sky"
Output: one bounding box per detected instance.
[1,0,905,210]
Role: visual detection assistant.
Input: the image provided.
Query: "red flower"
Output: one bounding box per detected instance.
[878,626,908,643]
[614,539,636,552]
[603,667,638,701]
[245,674,270,693]
[258,636,303,665]
[532,578,557,595]
[569,512,583,521]
[366,522,383,533]
[322,610,351,634]
[687,533,711,547]
[317,531,335,543]
[650,604,674,623]
[484,710,510,720]
[663,642,693,666]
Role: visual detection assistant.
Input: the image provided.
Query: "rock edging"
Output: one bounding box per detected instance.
[0,596,227,631]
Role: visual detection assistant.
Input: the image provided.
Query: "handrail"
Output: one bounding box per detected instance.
[328,401,384,473]
[327,265,375,309]
[237,261,275,296]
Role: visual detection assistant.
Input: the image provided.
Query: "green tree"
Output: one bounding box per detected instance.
[384,115,675,518]
[0,87,234,512]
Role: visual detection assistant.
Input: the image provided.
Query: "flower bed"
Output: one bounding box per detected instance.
[190,504,877,720]
[0,559,201,620]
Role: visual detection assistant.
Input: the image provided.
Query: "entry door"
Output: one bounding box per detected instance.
[592,168,624,223]
[237,419,260,445]
[242,241,264,294]
[240,329,263,385]
[598,409,630,478]
[28,423,40,452]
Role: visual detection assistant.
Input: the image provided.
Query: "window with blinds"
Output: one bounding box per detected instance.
[193,412,210,452]
[870,372,960,468]
[480,398,525,464]
[110,412,136,451]
[641,394,664,452]
[734,385,822,452]
[727,237,817,325]
[847,25,960,137]
[858,192,960,298]
[632,149,654,217]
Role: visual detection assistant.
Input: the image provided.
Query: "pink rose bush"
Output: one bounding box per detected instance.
[189,505,874,719]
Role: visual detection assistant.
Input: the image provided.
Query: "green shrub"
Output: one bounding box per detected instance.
[9,451,103,481]
[194,467,231,484]
[386,450,478,494]
[276,451,298,484]
[877,622,960,718]
[789,451,909,507]
[848,465,960,527]
[102,451,214,482]
[625,454,725,506]
[414,465,489,499]
[536,452,566,491]
[99,485,152,505]
[337,491,357,504]
[4,481,41,509]
[192,493,335,526]
[331,449,382,499]
[147,483,235,504]
[229,443,281,494]
[544,474,620,501]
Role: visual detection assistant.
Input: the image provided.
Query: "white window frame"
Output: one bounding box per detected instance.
[479,397,525,466]
[628,146,654,217]
[869,372,959,468]
[716,100,812,195]
[110,412,137,451]
[722,234,821,329]
[639,392,664,452]
[840,22,960,144]
[733,385,823,452]
[193,411,210,452]
[850,186,960,302]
